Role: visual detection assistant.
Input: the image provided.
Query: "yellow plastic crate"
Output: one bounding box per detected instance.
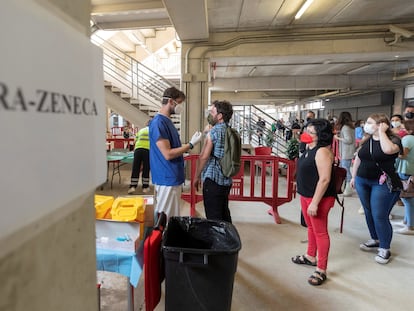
[111,197,145,222]
[94,195,114,219]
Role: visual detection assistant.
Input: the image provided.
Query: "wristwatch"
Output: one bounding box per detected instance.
[188,142,194,149]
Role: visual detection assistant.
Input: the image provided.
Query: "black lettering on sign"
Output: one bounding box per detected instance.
[0,81,99,116]
[0,82,9,109]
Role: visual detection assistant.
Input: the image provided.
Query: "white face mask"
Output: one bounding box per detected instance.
[173,103,183,114]
[391,121,401,128]
[364,123,376,135]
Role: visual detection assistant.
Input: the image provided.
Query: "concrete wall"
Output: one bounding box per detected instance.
[0,1,99,311]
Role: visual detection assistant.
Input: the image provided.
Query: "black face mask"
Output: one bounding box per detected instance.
[306,117,311,123]
[405,112,414,119]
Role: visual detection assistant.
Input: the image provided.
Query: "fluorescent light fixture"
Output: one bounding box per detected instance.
[316,90,340,98]
[346,64,371,74]
[393,71,414,81]
[248,66,257,77]
[295,0,314,20]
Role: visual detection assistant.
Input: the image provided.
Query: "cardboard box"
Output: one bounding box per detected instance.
[95,219,141,252]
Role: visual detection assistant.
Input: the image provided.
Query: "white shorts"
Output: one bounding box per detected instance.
[154,185,182,219]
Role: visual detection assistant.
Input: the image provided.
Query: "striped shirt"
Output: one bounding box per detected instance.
[201,122,232,186]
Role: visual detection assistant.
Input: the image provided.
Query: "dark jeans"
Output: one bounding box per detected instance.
[202,178,232,223]
[355,176,400,249]
[130,148,150,188]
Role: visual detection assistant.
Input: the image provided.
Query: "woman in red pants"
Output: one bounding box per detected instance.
[292,118,335,286]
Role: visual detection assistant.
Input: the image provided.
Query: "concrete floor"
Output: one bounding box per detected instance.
[96,162,413,311]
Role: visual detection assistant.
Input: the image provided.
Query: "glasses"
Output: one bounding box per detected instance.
[305,129,317,135]
[172,100,184,106]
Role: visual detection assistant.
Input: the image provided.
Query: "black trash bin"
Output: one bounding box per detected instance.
[162,217,242,311]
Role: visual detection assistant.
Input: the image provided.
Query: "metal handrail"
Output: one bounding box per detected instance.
[231,105,289,158]
[91,34,178,114]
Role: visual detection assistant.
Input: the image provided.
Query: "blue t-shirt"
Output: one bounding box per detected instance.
[149,114,184,186]
[355,126,364,140]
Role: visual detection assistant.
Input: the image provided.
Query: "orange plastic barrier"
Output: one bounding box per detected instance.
[181,154,296,224]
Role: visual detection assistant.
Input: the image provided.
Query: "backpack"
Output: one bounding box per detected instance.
[219,126,242,177]
[332,161,347,233]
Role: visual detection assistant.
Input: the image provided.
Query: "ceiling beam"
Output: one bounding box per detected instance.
[91,1,165,14]
[162,0,209,41]
[95,19,172,30]
[210,74,396,92]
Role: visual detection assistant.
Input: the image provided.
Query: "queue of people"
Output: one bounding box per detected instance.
[119,85,414,288]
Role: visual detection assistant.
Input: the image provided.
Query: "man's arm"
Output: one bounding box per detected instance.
[156,138,192,160]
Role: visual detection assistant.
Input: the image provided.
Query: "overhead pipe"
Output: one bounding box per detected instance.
[184,23,414,74]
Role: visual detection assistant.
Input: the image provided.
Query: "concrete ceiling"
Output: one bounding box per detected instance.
[91,0,414,105]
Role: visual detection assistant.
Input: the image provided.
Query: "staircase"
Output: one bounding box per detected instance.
[232,106,289,158]
[91,35,181,131]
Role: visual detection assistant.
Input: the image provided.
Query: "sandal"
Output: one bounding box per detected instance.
[308,271,327,286]
[291,255,316,266]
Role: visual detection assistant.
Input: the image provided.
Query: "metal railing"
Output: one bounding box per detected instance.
[231,106,289,158]
[91,34,179,117]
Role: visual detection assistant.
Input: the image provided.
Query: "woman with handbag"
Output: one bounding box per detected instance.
[395,119,414,235]
[350,113,402,264]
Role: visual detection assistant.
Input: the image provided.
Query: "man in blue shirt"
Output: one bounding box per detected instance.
[194,100,234,223]
[149,87,202,219]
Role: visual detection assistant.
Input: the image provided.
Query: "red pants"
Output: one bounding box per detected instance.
[300,196,335,271]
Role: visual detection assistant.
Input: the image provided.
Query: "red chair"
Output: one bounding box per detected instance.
[254,146,272,181]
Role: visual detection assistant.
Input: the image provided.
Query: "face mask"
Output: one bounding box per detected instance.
[405,112,414,119]
[391,121,401,128]
[207,114,217,126]
[173,103,183,114]
[300,132,314,144]
[305,117,311,123]
[364,123,376,135]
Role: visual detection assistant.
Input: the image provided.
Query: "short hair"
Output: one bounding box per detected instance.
[405,99,414,108]
[212,100,233,123]
[307,118,333,147]
[404,119,414,132]
[306,110,316,118]
[391,114,403,121]
[162,87,185,105]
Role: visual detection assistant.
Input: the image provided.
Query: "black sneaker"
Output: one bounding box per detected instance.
[375,248,391,264]
[359,239,379,252]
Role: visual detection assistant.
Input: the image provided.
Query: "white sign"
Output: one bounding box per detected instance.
[0,1,106,240]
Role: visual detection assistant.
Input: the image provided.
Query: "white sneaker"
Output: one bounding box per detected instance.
[142,187,150,194]
[127,187,136,194]
[394,226,414,235]
[391,220,405,227]
[375,248,391,264]
[360,239,379,252]
[358,206,365,215]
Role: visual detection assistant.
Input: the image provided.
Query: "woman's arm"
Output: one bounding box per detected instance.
[350,154,361,188]
[307,147,333,216]
[378,123,400,154]
[399,147,410,159]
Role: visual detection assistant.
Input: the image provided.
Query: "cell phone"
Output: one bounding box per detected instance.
[379,172,387,185]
